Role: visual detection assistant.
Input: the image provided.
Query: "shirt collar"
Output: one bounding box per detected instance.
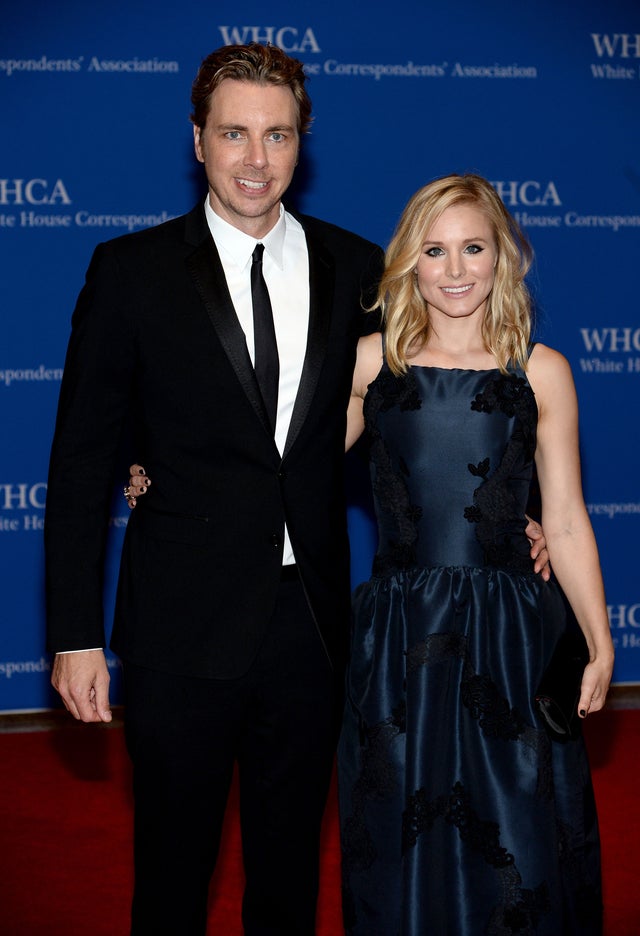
[204,198,287,271]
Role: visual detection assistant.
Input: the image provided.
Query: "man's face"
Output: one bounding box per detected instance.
[194,79,300,238]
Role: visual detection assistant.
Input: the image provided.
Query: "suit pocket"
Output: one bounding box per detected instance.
[136,506,210,546]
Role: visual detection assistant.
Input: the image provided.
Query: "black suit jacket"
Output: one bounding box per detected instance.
[45,203,383,679]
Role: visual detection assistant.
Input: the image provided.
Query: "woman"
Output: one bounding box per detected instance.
[338,173,613,934]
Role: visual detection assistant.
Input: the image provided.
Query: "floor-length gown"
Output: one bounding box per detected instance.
[338,360,602,935]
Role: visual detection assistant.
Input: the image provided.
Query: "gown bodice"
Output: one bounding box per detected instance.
[364,362,538,576]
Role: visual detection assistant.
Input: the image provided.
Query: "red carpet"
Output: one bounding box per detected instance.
[0,708,637,935]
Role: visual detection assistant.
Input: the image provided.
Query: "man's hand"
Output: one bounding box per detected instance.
[525,516,551,582]
[51,649,112,723]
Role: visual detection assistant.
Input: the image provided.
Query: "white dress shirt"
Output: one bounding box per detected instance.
[204,199,310,566]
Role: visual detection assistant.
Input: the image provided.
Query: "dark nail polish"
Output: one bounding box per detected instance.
[579,709,586,717]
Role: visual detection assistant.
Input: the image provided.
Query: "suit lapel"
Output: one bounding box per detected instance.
[183,206,336,455]
[283,229,333,459]
[184,206,274,437]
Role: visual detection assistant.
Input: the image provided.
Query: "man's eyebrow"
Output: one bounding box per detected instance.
[216,123,295,132]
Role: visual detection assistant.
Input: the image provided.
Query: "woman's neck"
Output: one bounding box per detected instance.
[408,325,496,370]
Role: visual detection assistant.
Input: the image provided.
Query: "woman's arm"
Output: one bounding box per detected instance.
[345,332,384,452]
[124,465,150,507]
[528,343,614,715]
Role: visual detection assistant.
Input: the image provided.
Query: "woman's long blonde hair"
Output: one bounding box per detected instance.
[373,174,534,375]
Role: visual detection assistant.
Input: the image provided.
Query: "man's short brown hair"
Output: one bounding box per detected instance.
[191,43,312,135]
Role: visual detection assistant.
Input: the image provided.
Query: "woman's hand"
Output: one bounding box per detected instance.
[578,651,615,717]
[124,464,151,509]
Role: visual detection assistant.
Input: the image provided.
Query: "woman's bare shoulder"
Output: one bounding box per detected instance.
[353,332,384,397]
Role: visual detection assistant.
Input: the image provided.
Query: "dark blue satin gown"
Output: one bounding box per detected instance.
[339,362,602,935]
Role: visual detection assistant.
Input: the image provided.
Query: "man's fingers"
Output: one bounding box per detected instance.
[60,687,98,722]
[66,680,107,722]
[533,546,551,581]
[93,680,113,723]
[51,651,112,724]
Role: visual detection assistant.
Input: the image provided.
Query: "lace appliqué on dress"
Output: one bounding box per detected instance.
[365,367,423,575]
[405,632,552,795]
[401,633,553,935]
[402,781,551,934]
[466,373,538,573]
[340,699,407,930]
[342,629,553,934]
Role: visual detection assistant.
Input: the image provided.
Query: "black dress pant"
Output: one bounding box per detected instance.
[123,573,343,935]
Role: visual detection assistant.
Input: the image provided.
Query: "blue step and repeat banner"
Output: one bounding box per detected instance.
[1,0,639,710]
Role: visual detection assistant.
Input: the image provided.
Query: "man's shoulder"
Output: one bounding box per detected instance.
[95,204,203,258]
[292,209,381,254]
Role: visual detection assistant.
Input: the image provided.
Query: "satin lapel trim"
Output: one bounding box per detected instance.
[283,233,333,459]
[185,234,273,437]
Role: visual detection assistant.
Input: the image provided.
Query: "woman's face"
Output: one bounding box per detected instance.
[415,203,498,323]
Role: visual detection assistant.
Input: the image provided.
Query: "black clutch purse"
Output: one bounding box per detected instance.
[535,616,589,740]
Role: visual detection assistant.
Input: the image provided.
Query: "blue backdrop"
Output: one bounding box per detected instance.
[1,0,639,710]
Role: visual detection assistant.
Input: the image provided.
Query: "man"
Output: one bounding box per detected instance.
[46,42,384,936]
[46,42,548,935]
